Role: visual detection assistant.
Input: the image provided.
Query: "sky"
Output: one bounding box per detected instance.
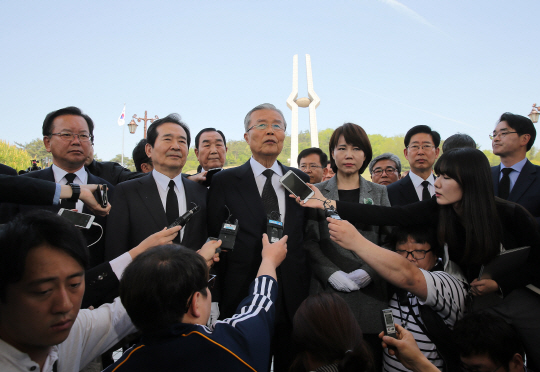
[1,1,539,162]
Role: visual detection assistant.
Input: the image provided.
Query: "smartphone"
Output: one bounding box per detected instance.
[58,208,95,229]
[203,168,222,187]
[381,309,398,339]
[93,184,108,208]
[280,170,314,203]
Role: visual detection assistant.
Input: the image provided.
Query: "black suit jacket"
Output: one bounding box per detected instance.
[492,160,540,224]
[0,175,57,204]
[0,163,17,176]
[207,161,310,321]
[105,172,207,261]
[86,159,147,186]
[386,173,419,206]
[83,262,118,308]
[0,167,115,268]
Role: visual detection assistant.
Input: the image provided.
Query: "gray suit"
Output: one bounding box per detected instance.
[304,176,391,334]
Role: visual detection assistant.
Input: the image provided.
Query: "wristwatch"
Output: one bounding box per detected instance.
[68,183,81,203]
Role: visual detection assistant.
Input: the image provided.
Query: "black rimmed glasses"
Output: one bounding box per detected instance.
[407,144,435,152]
[395,248,433,260]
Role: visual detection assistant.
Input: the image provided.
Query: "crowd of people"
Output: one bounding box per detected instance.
[0,103,539,372]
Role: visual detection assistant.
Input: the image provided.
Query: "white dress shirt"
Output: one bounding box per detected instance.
[250,157,286,225]
[408,171,436,201]
[52,164,88,213]
[152,169,186,241]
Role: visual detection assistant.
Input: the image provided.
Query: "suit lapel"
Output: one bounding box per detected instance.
[136,173,168,228]
[236,161,267,221]
[323,176,340,200]
[180,177,199,243]
[280,164,299,232]
[509,160,536,202]
[358,177,373,203]
[402,174,419,203]
[491,165,500,196]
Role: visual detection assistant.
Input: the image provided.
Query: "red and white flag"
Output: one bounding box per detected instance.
[118,105,126,126]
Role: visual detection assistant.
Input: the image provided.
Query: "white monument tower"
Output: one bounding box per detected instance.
[286,54,321,168]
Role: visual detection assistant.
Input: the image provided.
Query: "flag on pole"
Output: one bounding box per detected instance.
[118,104,126,126]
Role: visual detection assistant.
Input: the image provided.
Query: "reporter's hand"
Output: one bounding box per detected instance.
[128,226,181,259]
[187,171,207,185]
[328,271,360,292]
[470,278,499,296]
[289,183,328,210]
[379,324,437,372]
[262,234,288,268]
[79,185,111,216]
[327,218,364,250]
[198,239,222,267]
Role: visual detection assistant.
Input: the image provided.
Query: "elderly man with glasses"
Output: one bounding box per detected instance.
[207,103,310,372]
[369,152,402,186]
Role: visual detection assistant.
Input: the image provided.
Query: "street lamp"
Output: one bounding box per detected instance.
[127,119,138,134]
[529,103,540,123]
[131,111,159,139]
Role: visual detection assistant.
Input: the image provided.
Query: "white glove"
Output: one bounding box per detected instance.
[328,271,360,292]
[346,269,372,288]
[207,302,220,328]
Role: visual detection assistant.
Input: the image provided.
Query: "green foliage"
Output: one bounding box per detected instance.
[110,154,135,172]
[0,140,33,171]
[15,138,50,163]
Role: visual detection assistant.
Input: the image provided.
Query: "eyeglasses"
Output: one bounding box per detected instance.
[184,275,217,313]
[299,164,323,170]
[407,144,435,152]
[489,131,518,140]
[395,248,433,260]
[372,166,398,176]
[50,132,94,143]
[246,123,285,132]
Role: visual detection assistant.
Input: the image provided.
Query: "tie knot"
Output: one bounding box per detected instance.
[502,168,513,176]
[263,169,274,179]
[64,173,76,184]
[168,180,176,189]
[421,180,430,188]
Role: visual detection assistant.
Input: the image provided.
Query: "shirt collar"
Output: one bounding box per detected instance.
[408,170,435,188]
[501,157,527,173]
[0,338,59,372]
[250,157,283,177]
[152,169,184,193]
[52,164,88,184]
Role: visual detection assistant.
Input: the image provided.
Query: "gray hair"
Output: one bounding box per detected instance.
[368,152,402,175]
[244,103,287,132]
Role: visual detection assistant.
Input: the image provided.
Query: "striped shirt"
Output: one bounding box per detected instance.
[383,270,468,372]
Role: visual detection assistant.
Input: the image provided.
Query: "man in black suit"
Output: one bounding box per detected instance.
[491,112,540,224]
[207,103,310,371]
[85,145,146,185]
[0,163,17,175]
[105,114,207,261]
[387,125,440,206]
[0,106,114,268]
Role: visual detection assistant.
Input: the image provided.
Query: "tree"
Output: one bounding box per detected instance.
[109,154,135,172]
[15,138,50,164]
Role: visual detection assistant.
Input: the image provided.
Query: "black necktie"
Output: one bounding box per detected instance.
[262,169,280,218]
[421,180,431,201]
[166,180,179,226]
[499,168,513,200]
[60,173,77,209]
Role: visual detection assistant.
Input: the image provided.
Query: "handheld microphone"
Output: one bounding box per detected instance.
[168,203,200,229]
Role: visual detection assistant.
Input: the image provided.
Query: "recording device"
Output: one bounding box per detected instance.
[93,184,108,208]
[58,208,95,229]
[202,168,222,187]
[206,237,221,253]
[381,309,398,342]
[267,211,284,243]
[279,170,314,204]
[168,203,199,229]
[324,206,342,220]
[26,159,42,173]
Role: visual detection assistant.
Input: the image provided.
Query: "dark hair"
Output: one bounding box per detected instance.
[442,133,476,153]
[297,147,328,168]
[120,245,208,334]
[388,225,442,258]
[146,113,191,148]
[194,128,227,150]
[498,112,536,151]
[42,106,95,137]
[404,125,441,148]
[368,152,402,174]
[453,313,524,368]
[434,148,502,265]
[290,293,374,372]
[328,123,373,174]
[0,210,89,302]
[132,139,152,172]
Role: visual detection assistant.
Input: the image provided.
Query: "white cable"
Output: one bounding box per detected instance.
[88,222,103,247]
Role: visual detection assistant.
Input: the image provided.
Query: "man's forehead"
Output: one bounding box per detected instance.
[21,245,84,283]
[157,122,187,138]
[409,133,434,144]
[252,109,284,122]
[300,153,322,165]
[51,115,89,132]
[494,121,512,132]
[200,131,224,142]
[373,159,396,169]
